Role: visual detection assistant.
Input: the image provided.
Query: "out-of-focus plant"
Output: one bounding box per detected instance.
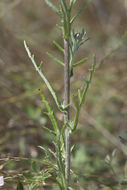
[23,0,96,189]
[104,141,127,190]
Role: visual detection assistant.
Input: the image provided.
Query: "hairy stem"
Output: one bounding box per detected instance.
[64,38,70,187]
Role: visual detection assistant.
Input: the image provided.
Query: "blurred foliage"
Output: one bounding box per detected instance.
[0,0,127,189]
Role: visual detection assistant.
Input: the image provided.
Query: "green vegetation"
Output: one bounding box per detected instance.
[24,1,96,189]
[0,0,127,190]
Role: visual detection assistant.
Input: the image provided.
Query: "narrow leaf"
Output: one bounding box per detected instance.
[105,154,111,165]
[61,124,67,136]
[45,0,60,15]
[48,148,57,158]
[32,161,40,173]
[47,52,64,66]
[56,24,63,31]
[68,187,74,190]
[69,0,77,13]
[43,126,55,135]
[23,172,33,179]
[38,146,50,158]
[40,91,60,133]
[72,55,96,131]
[68,120,74,131]
[71,145,75,153]
[71,0,92,23]
[59,0,68,15]
[53,41,64,53]
[38,61,43,70]
[24,41,63,112]
[78,89,82,103]
[59,0,70,38]
[70,0,77,7]
[72,110,79,132]
[30,184,38,190]
[73,57,88,67]
[111,149,117,160]
[81,54,96,105]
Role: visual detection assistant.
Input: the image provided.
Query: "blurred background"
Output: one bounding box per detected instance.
[0,0,127,189]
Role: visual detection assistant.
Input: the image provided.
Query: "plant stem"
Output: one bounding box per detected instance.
[64,38,70,187]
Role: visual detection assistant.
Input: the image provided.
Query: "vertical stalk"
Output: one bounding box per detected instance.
[64,38,70,187]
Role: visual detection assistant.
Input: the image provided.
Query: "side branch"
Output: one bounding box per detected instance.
[72,55,96,131]
[24,41,63,112]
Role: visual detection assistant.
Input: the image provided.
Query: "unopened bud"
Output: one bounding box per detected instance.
[74,33,81,39]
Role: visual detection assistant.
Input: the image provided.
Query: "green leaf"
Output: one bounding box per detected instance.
[23,172,33,179]
[81,55,96,105]
[56,176,63,189]
[56,24,63,31]
[40,91,60,133]
[69,0,77,13]
[59,0,70,38]
[73,57,88,67]
[38,146,57,166]
[39,146,50,158]
[43,126,55,135]
[72,55,96,131]
[68,187,74,190]
[29,183,38,190]
[43,172,52,180]
[112,149,117,158]
[68,120,74,131]
[32,161,40,173]
[110,149,117,162]
[38,61,43,70]
[24,41,64,112]
[61,124,67,136]
[47,52,64,66]
[72,109,79,132]
[17,182,24,190]
[105,154,111,165]
[70,0,77,4]
[70,145,75,153]
[47,148,56,159]
[59,0,68,15]
[78,89,82,103]
[53,41,64,53]
[71,0,92,23]
[45,0,60,15]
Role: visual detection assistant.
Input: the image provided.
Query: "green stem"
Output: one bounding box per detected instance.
[24,41,63,112]
[72,55,96,131]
